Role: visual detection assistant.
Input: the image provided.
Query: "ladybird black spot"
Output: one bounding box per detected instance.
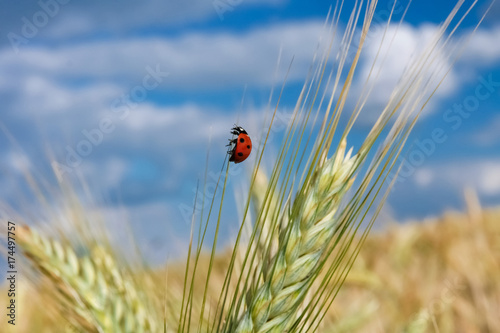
[239,138,245,143]
[247,145,251,149]
[238,152,244,157]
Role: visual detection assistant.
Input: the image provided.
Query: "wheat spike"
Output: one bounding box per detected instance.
[17,226,161,333]
[234,141,357,332]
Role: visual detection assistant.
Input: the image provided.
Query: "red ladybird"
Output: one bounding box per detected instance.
[227,126,252,164]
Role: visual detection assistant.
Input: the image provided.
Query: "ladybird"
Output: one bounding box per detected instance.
[227,126,252,164]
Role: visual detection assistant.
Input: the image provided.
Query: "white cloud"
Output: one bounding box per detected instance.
[414,168,434,188]
[90,103,219,148]
[1,20,497,171]
[343,22,500,124]
[79,157,128,189]
[1,0,286,43]
[476,162,500,196]
[472,115,500,147]
[15,76,122,115]
[0,20,326,93]
[349,23,461,122]
[1,21,497,194]
[415,159,500,197]
[6,151,31,172]
[460,25,500,65]
[2,19,499,214]
[2,21,499,108]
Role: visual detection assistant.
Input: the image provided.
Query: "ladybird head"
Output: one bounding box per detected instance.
[231,125,248,136]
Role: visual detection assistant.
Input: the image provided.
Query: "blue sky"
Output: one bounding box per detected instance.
[1,0,499,260]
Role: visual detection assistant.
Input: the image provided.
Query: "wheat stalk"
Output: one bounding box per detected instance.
[17,226,161,333]
[232,141,357,332]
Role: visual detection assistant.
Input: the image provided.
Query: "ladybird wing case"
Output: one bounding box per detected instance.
[227,126,252,163]
[232,133,252,163]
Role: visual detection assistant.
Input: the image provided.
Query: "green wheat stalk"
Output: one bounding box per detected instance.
[234,141,358,332]
[17,226,161,333]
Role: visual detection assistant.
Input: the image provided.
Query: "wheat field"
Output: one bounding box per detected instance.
[2,200,499,332]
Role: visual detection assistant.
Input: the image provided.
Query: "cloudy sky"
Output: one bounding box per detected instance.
[1,0,499,260]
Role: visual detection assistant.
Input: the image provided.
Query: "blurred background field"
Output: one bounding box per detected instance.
[2,194,498,332]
